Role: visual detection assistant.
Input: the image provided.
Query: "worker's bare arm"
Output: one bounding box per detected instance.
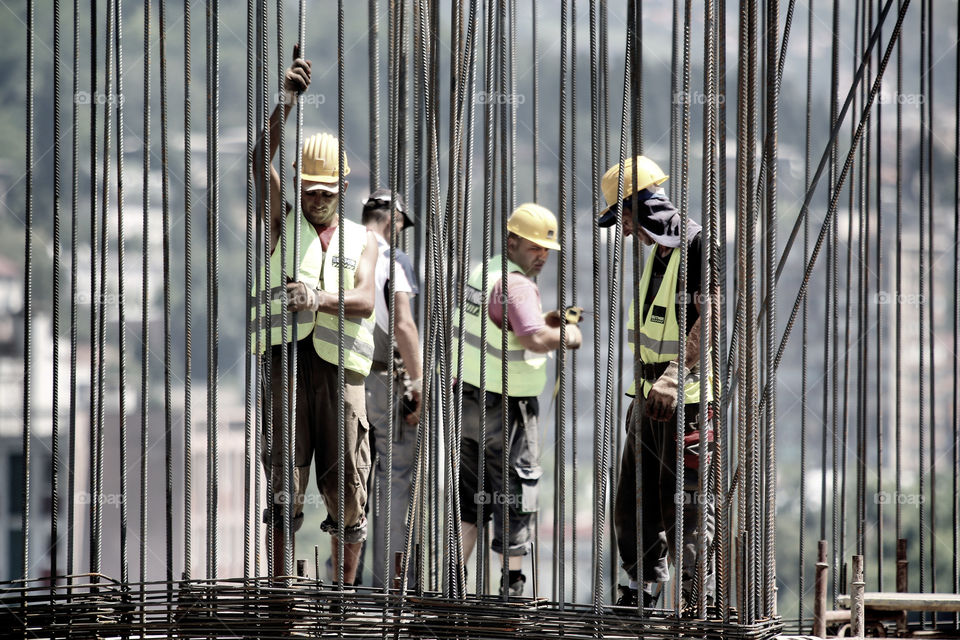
[515,324,582,354]
[252,47,312,252]
[393,291,423,381]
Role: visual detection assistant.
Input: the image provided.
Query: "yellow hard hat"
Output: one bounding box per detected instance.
[597,156,668,224]
[507,203,561,251]
[298,132,350,192]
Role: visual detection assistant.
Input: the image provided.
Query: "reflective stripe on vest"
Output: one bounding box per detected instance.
[626,246,711,403]
[311,219,376,377]
[249,211,323,351]
[451,255,547,397]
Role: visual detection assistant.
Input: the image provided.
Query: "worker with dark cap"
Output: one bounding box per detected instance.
[453,203,583,596]
[598,156,715,611]
[360,188,423,588]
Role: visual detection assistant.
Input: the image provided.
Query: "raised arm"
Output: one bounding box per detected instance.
[252,46,312,253]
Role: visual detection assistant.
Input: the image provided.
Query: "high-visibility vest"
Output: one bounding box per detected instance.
[626,245,711,403]
[311,219,376,377]
[451,255,548,397]
[249,211,323,351]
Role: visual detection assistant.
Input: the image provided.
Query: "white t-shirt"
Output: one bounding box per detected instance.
[372,231,418,364]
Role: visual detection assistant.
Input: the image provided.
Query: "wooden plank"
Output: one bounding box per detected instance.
[836,592,960,612]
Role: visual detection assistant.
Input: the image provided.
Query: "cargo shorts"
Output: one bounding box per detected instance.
[261,339,372,543]
[457,382,541,557]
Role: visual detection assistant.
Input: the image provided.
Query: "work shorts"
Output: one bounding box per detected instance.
[261,338,371,543]
[457,382,541,557]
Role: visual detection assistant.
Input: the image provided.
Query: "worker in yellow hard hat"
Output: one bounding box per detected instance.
[251,45,378,585]
[599,156,715,612]
[451,203,582,597]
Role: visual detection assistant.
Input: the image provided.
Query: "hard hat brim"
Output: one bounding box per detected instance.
[303,178,340,193]
[529,237,561,251]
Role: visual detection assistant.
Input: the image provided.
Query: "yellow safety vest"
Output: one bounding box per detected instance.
[311,219,376,377]
[626,245,711,403]
[451,255,547,397]
[250,211,323,350]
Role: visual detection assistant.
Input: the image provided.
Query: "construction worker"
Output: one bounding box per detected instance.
[599,156,715,611]
[454,203,582,597]
[360,188,422,588]
[251,48,377,584]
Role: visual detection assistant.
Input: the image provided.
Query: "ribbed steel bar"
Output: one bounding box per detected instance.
[498,0,510,602]
[924,0,936,606]
[95,0,114,582]
[799,0,814,626]
[699,0,717,620]
[67,0,81,588]
[828,0,840,607]
[208,0,221,581]
[894,0,903,545]
[955,0,960,626]
[873,0,884,592]
[745,0,758,621]
[183,0,194,583]
[715,0,729,619]
[588,0,601,610]
[917,0,928,603]
[113,0,131,586]
[259,0,273,581]
[568,0,580,603]
[476,0,494,597]
[555,0,569,606]
[86,0,100,584]
[368,0,380,189]
[51,0,63,594]
[158,0,173,603]
[243,0,255,582]
[139,0,151,597]
[23,0,34,595]
[763,0,778,618]
[336,0,347,586]
[273,0,292,582]
[674,0,691,617]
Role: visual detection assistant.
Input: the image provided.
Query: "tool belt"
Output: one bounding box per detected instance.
[638,361,671,383]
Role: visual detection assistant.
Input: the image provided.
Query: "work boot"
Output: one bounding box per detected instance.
[615,584,660,609]
[615,585,638,608]
[500,570,526,597]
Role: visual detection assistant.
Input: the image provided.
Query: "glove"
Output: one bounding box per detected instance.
[286,281,321,313]
[645,360,688,422]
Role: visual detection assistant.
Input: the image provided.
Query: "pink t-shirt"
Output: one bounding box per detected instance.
[488,273,545,337]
